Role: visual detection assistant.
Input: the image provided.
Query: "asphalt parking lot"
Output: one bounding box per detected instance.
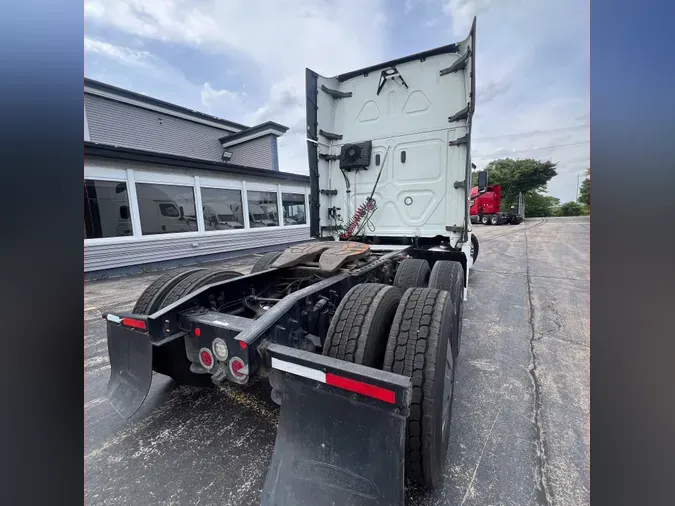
[85,217,590,506]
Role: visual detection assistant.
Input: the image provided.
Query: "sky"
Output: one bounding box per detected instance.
[84,0,589,203]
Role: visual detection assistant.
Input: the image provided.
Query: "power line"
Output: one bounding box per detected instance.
[472,141,589,160]
[472,124,589,142]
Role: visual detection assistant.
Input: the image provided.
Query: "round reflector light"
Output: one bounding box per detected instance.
[212,338,229,361]
[229,357,247,379]
[199,348,214,370]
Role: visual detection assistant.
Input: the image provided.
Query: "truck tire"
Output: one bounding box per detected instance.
[153,269,242,386]
[490,215,499,225]
[132,267,206,314]
[160,269,242,308]
[470,234,479,264]
[383,288,457,487]
[322,283,401,368]
[481,215,489,225]
[394,258,430,292]
[251,251,282,273]
[427,261,464,357]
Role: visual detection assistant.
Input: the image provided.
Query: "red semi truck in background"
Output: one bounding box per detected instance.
[470,184,523,225]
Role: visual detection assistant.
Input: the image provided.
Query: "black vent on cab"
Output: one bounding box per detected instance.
[339,141,372,171]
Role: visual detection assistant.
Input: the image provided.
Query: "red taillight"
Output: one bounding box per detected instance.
[239,341,247,349]
[325,373,396,404]
[194,327,201,337]
[199,349,214,369]
[121,318,147,331]
[229,357,248,379]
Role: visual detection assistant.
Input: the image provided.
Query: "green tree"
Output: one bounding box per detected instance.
[524,193,560,217]
[578,169,590,206]
[472,158,557,203]
[559,201,584,216]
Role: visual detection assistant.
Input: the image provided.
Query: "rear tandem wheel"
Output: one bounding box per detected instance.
[394,258,431,292]
[427,261,464,357]
[322,283,402,367]
[383,288,457,487]
[132,267,206,314]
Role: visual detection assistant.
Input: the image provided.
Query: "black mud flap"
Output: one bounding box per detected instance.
[261,344,411,506]
[106,322,153,419]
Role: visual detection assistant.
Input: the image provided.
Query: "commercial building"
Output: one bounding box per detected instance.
[84,78,310,276]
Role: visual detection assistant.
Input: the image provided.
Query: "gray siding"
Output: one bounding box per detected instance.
[84,227,310,272]
[84,102,90,141]
[271,136,280,171]
[229,135,276,170]
[86,94,230,162]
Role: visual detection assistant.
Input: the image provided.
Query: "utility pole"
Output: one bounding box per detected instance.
[576,173,581,202]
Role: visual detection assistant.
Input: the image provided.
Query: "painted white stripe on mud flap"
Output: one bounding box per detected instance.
[271,357,326,383]
[106,314,121,324]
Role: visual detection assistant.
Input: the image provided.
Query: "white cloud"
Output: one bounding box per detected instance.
[477,78,511,104]
[84,0,386,76]
[84,0,588,198]
[406,0,440,15]
[405,0,421,14]
[85,0,388,174]
[84,38,153,68]
[200,82,246,112]
[436,0,589,202]
[442,0,496,36]
[244,75,311,174]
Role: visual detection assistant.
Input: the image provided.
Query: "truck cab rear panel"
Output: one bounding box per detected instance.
[307,19,475,246]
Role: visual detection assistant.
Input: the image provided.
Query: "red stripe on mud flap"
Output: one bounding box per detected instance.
[325,373,396,404]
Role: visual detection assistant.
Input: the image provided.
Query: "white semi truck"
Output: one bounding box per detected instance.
[104,18,482,506]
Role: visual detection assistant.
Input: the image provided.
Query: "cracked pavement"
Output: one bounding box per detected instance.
[84,217,589,506]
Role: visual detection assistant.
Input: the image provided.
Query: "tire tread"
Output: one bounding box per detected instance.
[384,288,455,486]
[161,269,242,308]
[132,267,205,314]
[322,283,401,367]
[428,261,464,356]
[394,258,430,292]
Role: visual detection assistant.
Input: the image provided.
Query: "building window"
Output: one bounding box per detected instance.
[282,193,306,225]
[201,187,245,231]
[135,182,198,235]
[247,191,279,227]
[84,179,133,239]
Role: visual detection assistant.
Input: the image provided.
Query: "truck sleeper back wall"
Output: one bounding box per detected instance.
[306,20,475,244]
